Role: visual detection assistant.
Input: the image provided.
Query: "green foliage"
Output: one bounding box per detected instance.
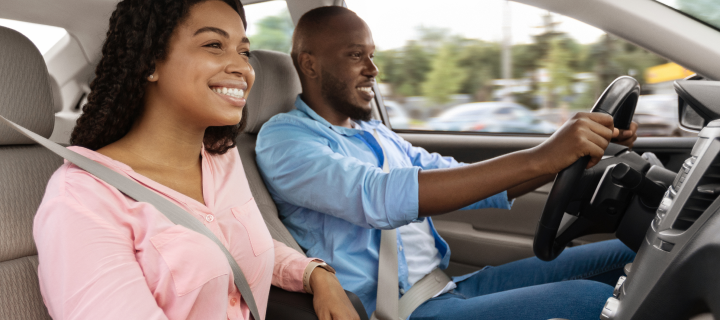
[457,40,501,99]
[542,37,574,99]
[248,11,294,53]
[377,41,432,97]
[421,43,466,104]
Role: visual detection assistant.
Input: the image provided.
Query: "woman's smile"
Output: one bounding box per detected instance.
[209,79,249,107]
[211,86,247,107]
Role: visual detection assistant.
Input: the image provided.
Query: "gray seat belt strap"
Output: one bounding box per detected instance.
[370,129,452,320]
[398,268,451,320]
[0,116,261,320]
[371,129,399,320]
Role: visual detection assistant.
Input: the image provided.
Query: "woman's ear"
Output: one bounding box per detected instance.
[298,52,318,79]
[147,70,159,82]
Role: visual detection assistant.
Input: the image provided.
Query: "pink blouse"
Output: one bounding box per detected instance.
[34,146,315,320]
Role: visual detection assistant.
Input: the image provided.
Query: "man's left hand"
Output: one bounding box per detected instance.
[612,121,638,148]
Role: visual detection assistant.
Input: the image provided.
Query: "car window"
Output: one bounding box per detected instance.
[656,0,720,31]
[346,0,696,137]
[244,0,293,53]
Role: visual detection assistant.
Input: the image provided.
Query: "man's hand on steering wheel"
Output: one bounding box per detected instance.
[612,121,638,149]
[532,112,616,175]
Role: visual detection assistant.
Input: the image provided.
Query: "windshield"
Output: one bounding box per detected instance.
[656,0,720,30]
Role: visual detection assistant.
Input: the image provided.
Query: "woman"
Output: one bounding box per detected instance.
[33,0,359,319]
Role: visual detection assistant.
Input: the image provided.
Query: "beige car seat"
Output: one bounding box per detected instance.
[0,26,60,320]
[239,49,304,253]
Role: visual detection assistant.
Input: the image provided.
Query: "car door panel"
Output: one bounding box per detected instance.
[399,132,696,275]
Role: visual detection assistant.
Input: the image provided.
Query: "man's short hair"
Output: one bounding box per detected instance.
[290,6,359,75]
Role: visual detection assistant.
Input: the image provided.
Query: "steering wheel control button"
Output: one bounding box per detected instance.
[600,297,620,319]
[683,157,695,173]
[613,276,627,297]
[657,197,673,216]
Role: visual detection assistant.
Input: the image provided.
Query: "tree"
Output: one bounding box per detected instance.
[421,43,465,104]
[541,37,574,108]
[456,39,501,101]
[248,11,294,53]
[376,41,433,98]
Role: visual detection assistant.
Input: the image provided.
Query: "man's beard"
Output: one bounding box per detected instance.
[320,69,373,122]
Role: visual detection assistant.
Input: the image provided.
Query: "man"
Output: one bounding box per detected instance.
[256,6,637,320]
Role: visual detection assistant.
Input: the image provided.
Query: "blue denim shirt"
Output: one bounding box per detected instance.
[256,96,512,314]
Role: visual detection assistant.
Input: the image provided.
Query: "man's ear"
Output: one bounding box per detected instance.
[298,52,319,79]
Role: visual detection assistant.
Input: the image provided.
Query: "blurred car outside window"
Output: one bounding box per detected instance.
[346,0,695,137]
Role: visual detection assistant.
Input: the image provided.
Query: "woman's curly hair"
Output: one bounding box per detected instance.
[71,0,247,154]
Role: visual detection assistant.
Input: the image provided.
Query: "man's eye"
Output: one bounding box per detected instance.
[240,51,252,57]
[205,42,222,49]
[351,52,361,58]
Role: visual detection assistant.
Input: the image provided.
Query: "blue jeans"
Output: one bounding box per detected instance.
[410,239,635,320]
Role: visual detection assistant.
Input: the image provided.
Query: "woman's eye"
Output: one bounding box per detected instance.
[205,42,222,49]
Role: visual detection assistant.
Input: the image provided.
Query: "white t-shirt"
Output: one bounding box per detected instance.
[398,219,456,296]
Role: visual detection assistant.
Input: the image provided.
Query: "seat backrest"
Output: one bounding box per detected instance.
[238,50,304,253]
[0,26,61,320]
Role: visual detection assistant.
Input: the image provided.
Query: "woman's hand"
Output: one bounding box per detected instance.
[310,268,361,320]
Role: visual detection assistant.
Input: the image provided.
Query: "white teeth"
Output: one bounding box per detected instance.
[213,87,245,99]
[357,87,373,93]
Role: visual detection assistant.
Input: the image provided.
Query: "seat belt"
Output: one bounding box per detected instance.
[370,129,399,320]
[0,115,261,320]
[370,130,452,320]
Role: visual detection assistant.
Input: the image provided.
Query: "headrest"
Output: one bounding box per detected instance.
[0,26,55,145]
[244,50,301,134]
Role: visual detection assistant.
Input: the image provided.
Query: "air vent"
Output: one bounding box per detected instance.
[673,156,720,230]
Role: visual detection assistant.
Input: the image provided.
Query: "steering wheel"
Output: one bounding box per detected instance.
[533,76,640,261]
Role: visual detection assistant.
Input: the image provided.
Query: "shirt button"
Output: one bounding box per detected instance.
[398,245,403,251]
[400,288,406,294]
[230,297,238,306]
[205,214,215,222]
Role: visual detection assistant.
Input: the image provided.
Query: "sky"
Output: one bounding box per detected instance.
[344,0,606,50]
[0,0,608,55]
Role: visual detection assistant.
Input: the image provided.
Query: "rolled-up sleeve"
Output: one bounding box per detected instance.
[257,118,419,229]
[388,126,514,211]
